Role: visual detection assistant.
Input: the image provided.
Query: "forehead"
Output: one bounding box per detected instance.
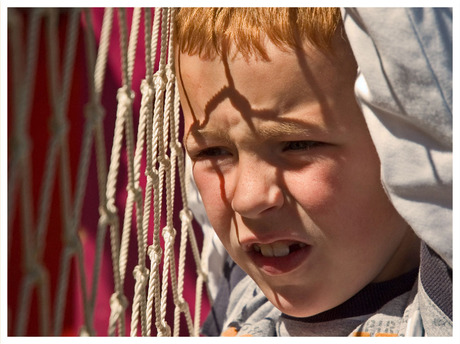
[176,35,357,129]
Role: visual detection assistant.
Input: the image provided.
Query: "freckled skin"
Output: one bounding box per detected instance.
[176,32,420,317]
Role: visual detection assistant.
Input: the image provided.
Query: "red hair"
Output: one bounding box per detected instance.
[174,8,342,59]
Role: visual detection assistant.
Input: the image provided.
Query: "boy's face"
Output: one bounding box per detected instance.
[177,33,419,317]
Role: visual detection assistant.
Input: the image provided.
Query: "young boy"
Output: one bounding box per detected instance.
[174,8,452,336]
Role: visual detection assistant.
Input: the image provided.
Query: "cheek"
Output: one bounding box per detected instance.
[289,152,387,237]
[287,161,343,214]
[193,167,233,237]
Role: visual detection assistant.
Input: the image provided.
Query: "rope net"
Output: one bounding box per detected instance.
[7,8,211,336]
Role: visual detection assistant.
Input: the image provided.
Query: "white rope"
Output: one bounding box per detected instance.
[39,8,83,336]
[165,9,198,336]
[141,13,162,336]
[129,8,153,337]
[12,8,82,336]
[94,9,114,97]
[71,8,113,336]
[145,7,169,336]
[8,7,212,337]
[175,209,195,335]
[87,9,113,335]
[8,8,43,336]
[158,9,177,338]
[105,86,130,336]
[104,8,138,335]
[117,8,142,289]
[153,8,177,337]
[116,9,135,288]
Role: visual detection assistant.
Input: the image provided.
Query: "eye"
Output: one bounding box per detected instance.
[282,141,322,152]
[195,147,232,159]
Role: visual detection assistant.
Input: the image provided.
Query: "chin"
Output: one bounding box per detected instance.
[273,300,320,318]
[264,288,330,318]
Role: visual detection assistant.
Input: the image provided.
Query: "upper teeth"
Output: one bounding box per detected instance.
[253,242,306,257]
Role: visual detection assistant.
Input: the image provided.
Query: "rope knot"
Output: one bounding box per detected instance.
[63,233,78,255]
[11,135,32,165]
[165,65,175,80]
[109,292,128,318]
[84,101,105,125]
[98,206,117,227]
[140,79,155,101]
[116,86,134,108]
[133,265,149,288]
[49,115,69,140]
[79,325,94,336]
[196,267,209,284]
[165,65,175,88]
[162,226,177,243]
[158,154,171,169]
[180,208,193,223]
[25,260,47,283]
[148,244,163,264]
[177,298,190,314]
[128,185,143,204]
[157,321,171,337]
[153,72,166,91]
[171,141,183,157]
[146,167,159,184]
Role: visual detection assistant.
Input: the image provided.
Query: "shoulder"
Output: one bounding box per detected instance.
[221,275,281,336]
[417,242,453,336]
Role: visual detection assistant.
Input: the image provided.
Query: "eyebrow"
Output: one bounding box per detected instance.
[186,120,315,148]
[186,127,232,149]
[257,121,314,138]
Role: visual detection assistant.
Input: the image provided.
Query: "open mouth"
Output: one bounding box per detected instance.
[248,240,311,275]
[253,242,307,257]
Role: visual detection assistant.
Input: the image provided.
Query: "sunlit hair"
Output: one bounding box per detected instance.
[174,7,342,59]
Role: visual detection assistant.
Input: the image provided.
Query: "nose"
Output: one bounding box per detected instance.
[231,157,284,218]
